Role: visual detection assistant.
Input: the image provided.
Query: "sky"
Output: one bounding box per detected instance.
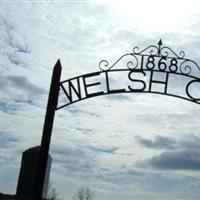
[1,0,200,200]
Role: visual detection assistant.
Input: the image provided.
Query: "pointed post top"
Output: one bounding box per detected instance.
[52,59,62,85]
[158,39,163,46]
[54,59,62,69]
[53,59,62,75]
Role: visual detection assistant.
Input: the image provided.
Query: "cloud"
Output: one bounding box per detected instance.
[7,54,27,67]
[87,145,119,154]
[136,135,200,171]
[188,180,200,188]
[1,75,46,102]
[6,76,45,93]
[0,101,19,114]
[124,169,145,177]
[139,150,200,171]
[135,135,176,149]
[67,105,101,118]
[75,127,93,135]
[180,135,200,150]
[96,168,145,186]
[52,145,96,175]
[0,131,19,149]
[2,18,31,68]
[105,93,132,101]
[135,134,200,150]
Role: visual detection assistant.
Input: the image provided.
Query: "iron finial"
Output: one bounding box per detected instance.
[158,39,163,56]
[158,39,163,46]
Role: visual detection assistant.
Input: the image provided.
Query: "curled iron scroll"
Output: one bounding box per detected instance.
[180,59,200,75]
[160,47,185,58]
[133,45,159,56]
[98,40,200,79]
[99,53,139,71]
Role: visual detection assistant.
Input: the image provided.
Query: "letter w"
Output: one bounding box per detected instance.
[61,78,82,103]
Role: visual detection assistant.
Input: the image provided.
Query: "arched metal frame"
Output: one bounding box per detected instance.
[34,40,200,200]
[58,39,200,109]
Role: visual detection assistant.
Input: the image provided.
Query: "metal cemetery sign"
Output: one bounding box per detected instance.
[58,40,200,109]
[34,40,200,200]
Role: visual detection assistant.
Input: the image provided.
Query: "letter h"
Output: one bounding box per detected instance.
[149,71,169,94]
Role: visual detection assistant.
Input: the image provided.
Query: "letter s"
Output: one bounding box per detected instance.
[128,70,146,92]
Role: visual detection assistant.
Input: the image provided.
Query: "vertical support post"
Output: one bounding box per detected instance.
[33,60,62,200]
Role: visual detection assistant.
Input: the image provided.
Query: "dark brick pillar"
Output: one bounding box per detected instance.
[16,146,52,198]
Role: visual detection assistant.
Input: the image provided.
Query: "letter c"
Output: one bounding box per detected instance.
[186,79,200,101]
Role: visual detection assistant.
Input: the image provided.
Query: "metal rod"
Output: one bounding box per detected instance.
[33,59,61,200]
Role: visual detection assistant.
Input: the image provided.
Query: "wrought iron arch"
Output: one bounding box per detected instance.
[57,39,200,110]
[34,40,200,200]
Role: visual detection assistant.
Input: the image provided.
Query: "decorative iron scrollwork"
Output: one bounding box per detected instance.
[57,40,200,110]
[98,39,200,78]
[99,53,139,71]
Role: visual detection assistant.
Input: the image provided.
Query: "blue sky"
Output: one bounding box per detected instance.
[1,0,200,200]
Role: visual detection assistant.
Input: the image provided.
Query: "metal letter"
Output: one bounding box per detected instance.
[82,72,104,98]
[128,70,146,92]
[105,71,126,93]
[149,71,169,94]
[186,79,200,101]
[61,77,82,103]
